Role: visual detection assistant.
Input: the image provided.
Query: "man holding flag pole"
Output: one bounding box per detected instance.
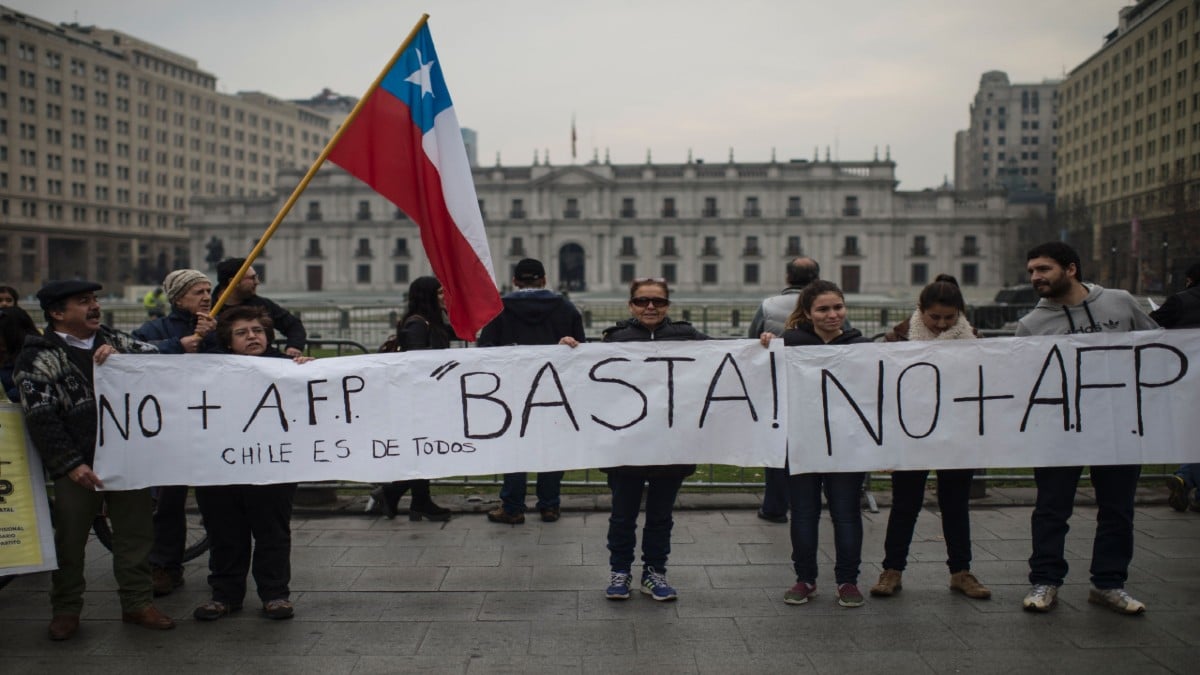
[209,14,501,341]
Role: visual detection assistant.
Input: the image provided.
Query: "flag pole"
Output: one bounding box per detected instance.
[209,13,431,317]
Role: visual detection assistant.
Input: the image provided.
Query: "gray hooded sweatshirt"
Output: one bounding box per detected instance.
[1015,283,1158,336]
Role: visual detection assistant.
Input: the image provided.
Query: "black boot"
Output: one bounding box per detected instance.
[408,480,451,521]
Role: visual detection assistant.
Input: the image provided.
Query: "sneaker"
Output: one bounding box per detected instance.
[783,581,816,605]
[836,583,865,608]
[151,567,184,597]
[870,569,902,597]
[1022,584,1058,612]
[1088,587,1146,615]
[605,570,632,600]
[1166,475,1189,512]
[640,567,678,601]
[756,510,787,524]
[949,571,991,599]
[193,600,240,621]
[262,598,295,620]
[539,508,560,523]
[486,506,525,525]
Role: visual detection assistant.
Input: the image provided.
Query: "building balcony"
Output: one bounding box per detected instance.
[910,246,930,256]
[563,208,581,219]
[961,245,981,256]
[743,207,762,217]
[661,208,678,218]
[660,246,678,257]
[620,208,637,218]
[743,246,762,257]
[702,207,719,218]
[786,207,804,217]
[509,209,526,219]
[356,210,371,221]
[303,247,323,259]
[842,207,861,217]
[354,247,373,259]
[700,247,720,257]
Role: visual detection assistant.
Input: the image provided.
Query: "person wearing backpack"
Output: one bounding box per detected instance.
[370,276,453,522]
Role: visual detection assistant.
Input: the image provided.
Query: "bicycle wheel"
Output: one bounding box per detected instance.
[181,512,210,562]
[92,514,113,551]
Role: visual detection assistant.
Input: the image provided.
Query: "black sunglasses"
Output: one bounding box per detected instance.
[630,296,670,308]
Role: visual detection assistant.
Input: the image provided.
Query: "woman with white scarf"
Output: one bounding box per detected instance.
[869,275,991,600]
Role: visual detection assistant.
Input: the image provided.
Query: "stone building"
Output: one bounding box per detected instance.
[954,71,1061,194]
[188,154,1030,301]
[0,5,333,292]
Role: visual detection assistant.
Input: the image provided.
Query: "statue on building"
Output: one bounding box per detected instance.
[204,236,225,270]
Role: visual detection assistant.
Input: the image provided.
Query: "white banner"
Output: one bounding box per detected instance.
[0,402,57,576]
[93,341,788,489]
[785,329,1200,472]
[91,331,1200,489]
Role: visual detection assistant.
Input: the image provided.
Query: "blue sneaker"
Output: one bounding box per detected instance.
[605,571,631,600]
[640,567,678,601]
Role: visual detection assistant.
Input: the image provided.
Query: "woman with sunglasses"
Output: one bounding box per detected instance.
[596,278,706,601]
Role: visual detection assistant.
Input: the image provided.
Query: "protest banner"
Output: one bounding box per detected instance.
[93,340,787,489]
[783,329,1200,472]
[0,402,57,576]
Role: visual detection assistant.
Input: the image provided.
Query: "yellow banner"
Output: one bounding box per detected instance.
[0,402,55,573]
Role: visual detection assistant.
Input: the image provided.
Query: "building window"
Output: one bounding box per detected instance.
[961,263,979,286]
[509,236,526,256]
[911,235,929,256]
[662,197,677,218]
[843,196,860,217]
[393,238,409,256]
[786,236,803,256]
[619,236,636,256]
[744,196,761,217]
[743,236,760,256]
[961,235,980,256]
[619,263,636,283]
[393,264,409,284]
[510,198,525,218]
[662,263,677,284]
[702,263,719,284]
[702,196,718,217]
[701,236,719,256]
[357,200,371,221]
[356,264,371,284]
[620,197,636,218]
[661,236,677,257]
[911,263,928,285]
[306,200,321,221]
[787,196,803,217]
[744,263,760,285]
[843,236,860,256]
[563,197,580,218]
[304,238,322,258]
[355,238,373,258]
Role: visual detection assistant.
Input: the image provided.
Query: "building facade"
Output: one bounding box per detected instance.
[188,157,1028,301]
[955,71,1061,194]
[1057,0,1200,293]
[0,5,333,292]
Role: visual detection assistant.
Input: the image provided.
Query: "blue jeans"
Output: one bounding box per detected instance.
[788,472,864,585]
[499,471,564,515]
[882,469,974,573]
[606,472,685,573]
[1028,465,1139,589]
[760,467,790,518]
[1177,464,1200,491]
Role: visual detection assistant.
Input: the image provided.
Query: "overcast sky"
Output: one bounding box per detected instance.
[15,0,1129,190]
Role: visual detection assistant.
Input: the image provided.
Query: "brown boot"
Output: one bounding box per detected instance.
[121,604,176,630]
[48,614,80,641]
[151,567,184,597]
[950,571,992,599]
[869,569,902,597]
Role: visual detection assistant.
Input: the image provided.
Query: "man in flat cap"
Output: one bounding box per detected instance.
[132,269,217,596]
[14,280,175,640]
[211,258,306,357]
[477,258,585,524]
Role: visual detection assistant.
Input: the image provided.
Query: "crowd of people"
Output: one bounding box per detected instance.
[2,241,1186,642]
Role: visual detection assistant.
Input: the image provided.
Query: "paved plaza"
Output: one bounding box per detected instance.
[2,487,1198,674]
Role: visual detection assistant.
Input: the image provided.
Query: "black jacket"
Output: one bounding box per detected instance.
[1150,285,1200,329]
[133,307,219,354]
[600,317,706,478]
[477,289,585,346]
[781,324,870,346]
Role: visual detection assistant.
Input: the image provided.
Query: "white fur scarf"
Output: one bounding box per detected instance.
[906,307,976,341]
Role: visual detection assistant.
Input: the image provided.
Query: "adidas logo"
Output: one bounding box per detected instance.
[1103,319,1121,329]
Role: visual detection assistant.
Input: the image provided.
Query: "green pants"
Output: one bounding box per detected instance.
[51,476,154,614]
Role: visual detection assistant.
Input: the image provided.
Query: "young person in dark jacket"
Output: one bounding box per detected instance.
[0,305,38,402]
[192,306,313,622]
[211,258,307,357]
[478,258,586,524]
[587,278,705,601]
[759,280,869,608]
[371,276,452,522]
[869,275,991,601]
[1016,241,1156,615]
[131,268,219,597]
[1152,263,1200,513]
[14,280,173,640]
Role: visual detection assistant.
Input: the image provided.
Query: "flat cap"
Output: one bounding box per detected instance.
[36,280,102,310]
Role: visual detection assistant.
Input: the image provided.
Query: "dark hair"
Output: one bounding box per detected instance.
[918,274,965,312]
[0,306,38,366]
[403,276,448,326]
[628,277,670,300]
[785,258,820,287]
[1185,263,1200,288]
[786,279,844,329]
[216,305,272,350]
[1027,241,1082,282]
[42,300,66,325]
[0,286,18,306]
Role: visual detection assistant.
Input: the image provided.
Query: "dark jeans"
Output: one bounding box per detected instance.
[1178,464,1200,491]
[882,469,974,573]
[149,485,188,571]
[761,467,790,518]
[196,483,296,606]
[606,472,686,573]
[1028,465,1140,590]
[381,479,434,511]
[789,472,864,585]
[499,471,564,514]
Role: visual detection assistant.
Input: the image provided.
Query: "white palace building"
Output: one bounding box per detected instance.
[186,152,1036,301]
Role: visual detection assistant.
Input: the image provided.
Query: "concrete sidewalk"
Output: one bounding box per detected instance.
[2,490,1197,674]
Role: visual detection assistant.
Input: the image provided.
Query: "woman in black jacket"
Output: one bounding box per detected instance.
[371,276,452,521]
[597,278,706,602]
[760,280,869,608]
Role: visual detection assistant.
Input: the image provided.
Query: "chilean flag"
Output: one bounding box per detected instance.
[329,24,501,340]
